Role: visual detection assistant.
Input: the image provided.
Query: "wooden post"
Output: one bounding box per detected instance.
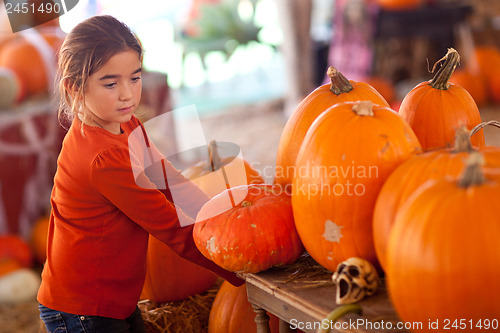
[251,304,272,333]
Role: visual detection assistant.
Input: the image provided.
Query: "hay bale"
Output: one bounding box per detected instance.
[139,280,222,333]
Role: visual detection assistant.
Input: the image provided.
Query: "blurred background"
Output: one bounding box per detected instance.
[1,0,500,331]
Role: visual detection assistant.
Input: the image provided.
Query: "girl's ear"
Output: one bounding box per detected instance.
[63,78,74,95]
[63,79,83,101]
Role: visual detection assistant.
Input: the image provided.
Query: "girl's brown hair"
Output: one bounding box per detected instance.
[57,15,143,129]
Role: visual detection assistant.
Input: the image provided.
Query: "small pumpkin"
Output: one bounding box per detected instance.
[0,234,33,268]
[473,45,500,102]
[140,235,218,303]
[373,126,500,271]
[363,75,396,104]
[398,48,485,151]
[0,28,64,96]
[208,281,280,333]
[292,100,421,272]
[0,259,23,277]
[30,215,50,264]
[373,0,423,10]
[275,67,390,188]
[450,68,488,107]
[193,184,304,273]
[182,140,264,198]
[386,153,500,330]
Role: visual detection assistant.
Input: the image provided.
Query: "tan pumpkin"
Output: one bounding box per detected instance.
[182,140,264,198]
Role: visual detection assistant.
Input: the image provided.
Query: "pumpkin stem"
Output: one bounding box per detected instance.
[241,201,252,207]
[429,48,460,90]
[328,66,354,95]
[208,140,222,171]
[208,140,236,207]
[452,126,475,153]
[470,120,500,137]
[352,101,374,116]
[318,304,362,333]
[458,152,485,188]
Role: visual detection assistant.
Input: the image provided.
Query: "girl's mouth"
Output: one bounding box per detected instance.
[118,106,133,113]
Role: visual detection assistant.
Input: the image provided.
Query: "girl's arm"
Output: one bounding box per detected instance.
[92,147,244,286]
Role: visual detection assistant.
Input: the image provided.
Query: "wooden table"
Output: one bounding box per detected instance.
[241,257,409,333]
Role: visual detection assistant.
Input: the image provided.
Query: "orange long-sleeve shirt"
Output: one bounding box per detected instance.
[37,116,242,319]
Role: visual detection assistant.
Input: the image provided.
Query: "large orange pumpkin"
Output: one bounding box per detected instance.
[373,126,500,271]
[208,281,280,333]
[182,140,264,198]
[275,67,390,188]
[0,28,64,96]
[386,153,500,331]
[292,101,421,272]
[140,235,218,303]
[398,48,485,151]
[194,184,304,273]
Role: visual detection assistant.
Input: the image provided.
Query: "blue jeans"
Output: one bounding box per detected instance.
[39,303,146,333]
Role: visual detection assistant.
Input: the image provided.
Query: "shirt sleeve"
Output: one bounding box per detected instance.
[91,146,244,286]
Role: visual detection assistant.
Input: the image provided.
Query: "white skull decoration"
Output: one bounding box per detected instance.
[331,257,379,305]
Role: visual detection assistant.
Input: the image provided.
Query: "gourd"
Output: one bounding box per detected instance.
[193,184,304,273]
[182,140,264,198]
[140,235,218,303]
[0,67,24,109]
[275,67,390,188]
[386,153,500,330]
[292,100,421,272]
[373,126,500,271]
[398,48,485,151]
[208,281,280,333]
[0,268,41,303]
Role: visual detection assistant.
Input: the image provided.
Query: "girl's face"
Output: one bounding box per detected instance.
[83,49,142,134]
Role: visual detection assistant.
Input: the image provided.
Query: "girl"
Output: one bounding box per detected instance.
[37,15,243,333]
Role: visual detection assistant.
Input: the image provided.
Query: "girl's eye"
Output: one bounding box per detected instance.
[104,83,116,88]
[131,76,141,83]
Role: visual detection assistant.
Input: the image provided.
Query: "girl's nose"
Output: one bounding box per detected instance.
[120,83,133,101]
